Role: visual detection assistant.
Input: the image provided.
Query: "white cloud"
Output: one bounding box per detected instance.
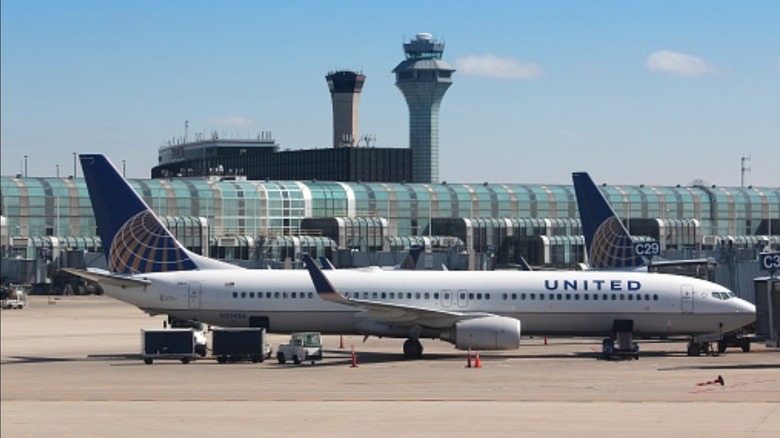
[455,54,543,79]
[646,50,712,76]
[209,116,255,127]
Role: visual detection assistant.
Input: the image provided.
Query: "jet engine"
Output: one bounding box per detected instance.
[441,316,521,350]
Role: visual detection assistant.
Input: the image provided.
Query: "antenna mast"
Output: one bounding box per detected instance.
[741,154,751,187]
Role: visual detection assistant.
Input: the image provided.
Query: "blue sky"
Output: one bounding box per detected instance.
[2,1,778,186]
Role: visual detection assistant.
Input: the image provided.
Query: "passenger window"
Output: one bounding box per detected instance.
[584,294,589,300]
[308,292,314,299]
[434,293,439,299]
[415,293,421,299]
[653,294,659,301]
[469,293,474,300]
[372,293,378,299]
[557,294,563,300]
[503,293,508,300]
[291,292,296,299]
[381,293,386,299]
[477,293,482,300]
[530,293,536,300]
[540,294,545,301]
[611,294,616,301]
[628,294,633,300]
[232,292,238,298]
[566,294,571,300]
[520,293,525,300]
[283,292,288,299]
[444,293,450,300]
[390,292,395,299]
[636,294,641,301]
[425,293,430,299]
[274,292,280,299]
[241,292,246,298]
[619,294,625,301]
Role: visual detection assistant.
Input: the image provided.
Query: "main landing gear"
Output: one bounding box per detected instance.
[403,338,423,359]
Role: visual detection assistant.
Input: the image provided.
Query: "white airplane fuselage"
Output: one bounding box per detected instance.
[107,268,755,339]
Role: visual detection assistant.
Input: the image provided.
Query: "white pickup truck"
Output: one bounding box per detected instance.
[276,332,323,365]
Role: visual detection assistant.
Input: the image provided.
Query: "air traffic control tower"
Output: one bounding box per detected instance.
[326,70,366,148]
[393,33,454,183]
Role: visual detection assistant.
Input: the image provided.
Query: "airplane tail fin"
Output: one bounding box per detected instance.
[398,245,423,270]
[80,154,238,274]
[572,172,644,269]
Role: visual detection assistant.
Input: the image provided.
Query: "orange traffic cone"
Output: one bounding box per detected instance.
[465,348,472,368]
[474,351,482,368]
[350,345,358,368]
[696,375,724,386]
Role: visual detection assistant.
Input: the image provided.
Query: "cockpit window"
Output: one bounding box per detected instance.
[712,291,736,300]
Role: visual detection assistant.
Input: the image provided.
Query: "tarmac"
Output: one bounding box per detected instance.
[2,295,778,437]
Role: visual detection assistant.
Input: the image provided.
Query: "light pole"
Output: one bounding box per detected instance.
[56,164,60,178]
[24,155,28,177]
[73,152,77,178]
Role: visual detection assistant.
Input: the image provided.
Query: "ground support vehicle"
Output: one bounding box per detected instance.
[717,331,752,353]
[167,318,208,356]
[277,332,323,365]
[0,285,28,310]
[212,328,271,363]
[141,329,201,364]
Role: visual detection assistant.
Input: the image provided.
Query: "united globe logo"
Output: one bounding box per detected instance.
[109,211,196,273]
[589,216,640,268]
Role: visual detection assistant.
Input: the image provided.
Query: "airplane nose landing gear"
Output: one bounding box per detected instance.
[403,338,423,359]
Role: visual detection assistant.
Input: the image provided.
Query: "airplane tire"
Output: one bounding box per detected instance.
[293,355,301,365]
[403,338,423,359]
[741,339,751,353]
[144,358,153,365]
[277,353,286,364]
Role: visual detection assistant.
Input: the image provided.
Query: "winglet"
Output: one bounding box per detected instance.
[398,245,423,270]
[319,256,336,270]
[302,254,350,304]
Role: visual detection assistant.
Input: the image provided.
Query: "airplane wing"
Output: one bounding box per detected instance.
[60,268,151,289]
[301,255,493,329]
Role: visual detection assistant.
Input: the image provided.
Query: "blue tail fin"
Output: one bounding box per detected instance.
[572,172,644,269]
[398,245,423,270]
[80,154,233,274]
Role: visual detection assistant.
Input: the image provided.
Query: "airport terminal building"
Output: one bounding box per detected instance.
[2,175,778,278]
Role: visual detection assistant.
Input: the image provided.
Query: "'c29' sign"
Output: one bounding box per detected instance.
[760,252,780,272]
[634,241,660,257]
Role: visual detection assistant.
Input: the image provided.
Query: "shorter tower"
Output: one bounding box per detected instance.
[326,70,366,148]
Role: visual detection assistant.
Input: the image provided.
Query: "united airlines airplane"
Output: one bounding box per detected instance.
[65,155,755,359]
